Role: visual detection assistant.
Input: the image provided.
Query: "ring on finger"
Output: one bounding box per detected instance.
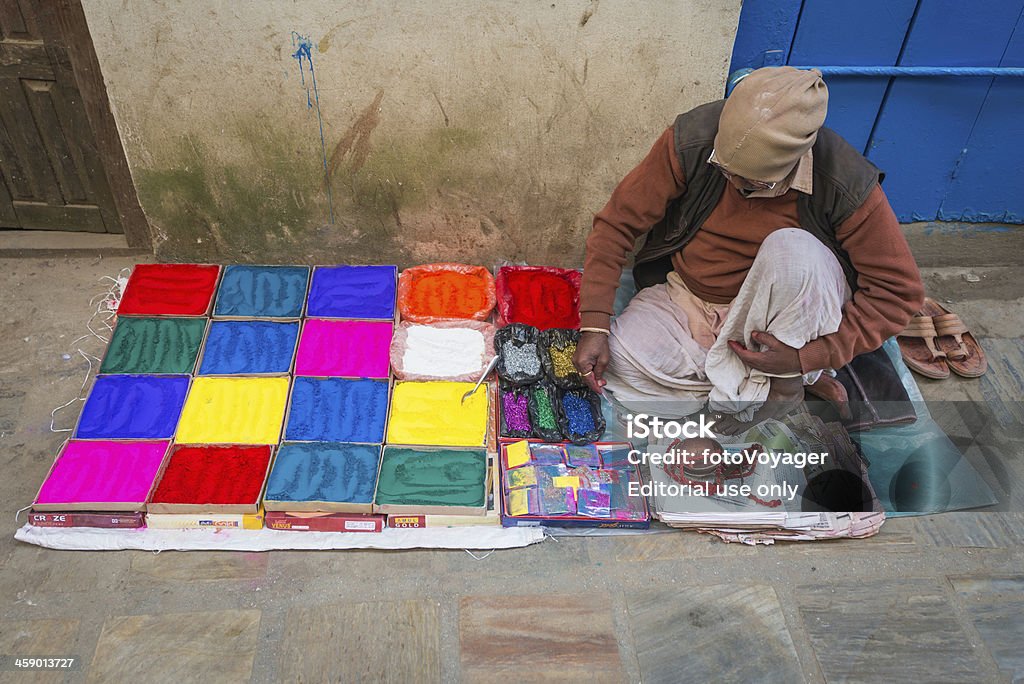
[581,370,594,377]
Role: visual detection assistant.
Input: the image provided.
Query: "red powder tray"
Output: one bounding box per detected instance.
[397,263,496,323]
[147,444,273,514]
[495,265,581,330]
[117,264,222,317]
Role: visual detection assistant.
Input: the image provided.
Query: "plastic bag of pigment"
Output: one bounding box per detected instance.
[539,328,585,389]
[494,323,544,386]
[499,381,533,439]
[495,265,582,330]
[556,387,606,444]
[397,263,496,323]
[390,320,496,382]
[527,381,564,442]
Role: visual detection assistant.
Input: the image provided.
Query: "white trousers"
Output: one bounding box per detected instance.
[605,228,851,420]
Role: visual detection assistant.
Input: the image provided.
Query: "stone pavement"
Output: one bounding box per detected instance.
[1,224,1021,683]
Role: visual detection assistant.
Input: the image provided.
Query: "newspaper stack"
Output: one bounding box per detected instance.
[648,412,885,543]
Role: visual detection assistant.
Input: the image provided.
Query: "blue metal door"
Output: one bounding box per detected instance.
[729,0,1024,223]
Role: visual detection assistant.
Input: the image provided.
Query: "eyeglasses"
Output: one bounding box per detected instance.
[707,150,777,193]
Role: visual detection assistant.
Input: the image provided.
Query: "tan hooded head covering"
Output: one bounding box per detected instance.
[714,66,828,183]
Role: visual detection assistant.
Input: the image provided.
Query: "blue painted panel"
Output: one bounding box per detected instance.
[816,77,889,153]
[788,0,916,66]
[939,12,1024,222]
[900,0,1022,66]
[867,0,1024,221]
[867,77,993,221]
[787,0,916,153]
[727,0,803,73]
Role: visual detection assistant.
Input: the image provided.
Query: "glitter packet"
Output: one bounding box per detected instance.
[529,443,567,465]
[494,323,544,386]
[539,328,585,389]
[556,388,606,444]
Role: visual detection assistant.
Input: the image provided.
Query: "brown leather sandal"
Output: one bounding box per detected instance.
[924,298,987,378]
[897,314,949,379]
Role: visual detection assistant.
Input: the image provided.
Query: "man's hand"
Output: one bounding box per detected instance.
[574,332,610,394]
[727,331,801,375]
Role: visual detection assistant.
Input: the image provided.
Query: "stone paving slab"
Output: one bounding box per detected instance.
[87,609,260,683]
[459,593,625,683]
[949,574,1024,682]
[0,618,79,684]
[279,599,440,683]
[916,512,1024,548]
[626,583,804,683]
[129,551,268,583]
[795,578,986,682]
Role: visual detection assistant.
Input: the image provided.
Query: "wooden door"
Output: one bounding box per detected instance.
[0,0,131,235]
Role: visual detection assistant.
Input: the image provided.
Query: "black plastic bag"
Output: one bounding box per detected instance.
[527,381,563,442]
[498,380,533,439]
[494,323,544,386]
[556,387,606,444]
[539,328,585,389]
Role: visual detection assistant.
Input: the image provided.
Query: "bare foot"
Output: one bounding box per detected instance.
[805,374,852,420]
[714,376,804,436]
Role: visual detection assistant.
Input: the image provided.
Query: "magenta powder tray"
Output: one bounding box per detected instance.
[498,438,650,529]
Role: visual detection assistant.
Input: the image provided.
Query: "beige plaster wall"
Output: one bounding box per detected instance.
[82,0,741,264]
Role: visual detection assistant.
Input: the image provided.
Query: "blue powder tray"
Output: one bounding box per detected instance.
[263,442,383,514]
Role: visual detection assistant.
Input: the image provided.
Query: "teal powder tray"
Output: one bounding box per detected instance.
[373,446,489,516]
[263,442,382,514]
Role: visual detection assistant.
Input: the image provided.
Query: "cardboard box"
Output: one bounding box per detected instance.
[211,265,312,320]
[373,445,490,516]
[145,508,265,530]
[28,511,146,529]
[265,511,385,532]
[34,439,172,512]
[262,443,383,514]
[146,444,275,515]
[388,455,501,527]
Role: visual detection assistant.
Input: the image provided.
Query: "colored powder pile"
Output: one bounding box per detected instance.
[563,393,596,434]
[35,440,169,508]
[101,317,206,375]
[502,269,580,330]
[548,342,577,378]
[502,340,541,376]
[375,447,487,507]
[306,265,396,319]
[294,319,393,378]
[75,375,190,440]
[402,325,485,378]
[530,387,558,430]
[150,445,272,505]
[118,264,221,316]
[214,265,309,318]
[501,390,531,433]
[402,269,492,320]
[176,377,289,445]
[285,378,389,443]
[265,443,380,504]
[386,381,489,447]
[199,320,299,375]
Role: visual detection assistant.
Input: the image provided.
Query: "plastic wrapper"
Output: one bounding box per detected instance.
[540,328,584,389]
[556,387,607,444]
[397,263,496,323]
[494,323,544,386]
[390,320,496,382]
[495,265,582,329]
[499,380,533,439]
[528,381,564,442]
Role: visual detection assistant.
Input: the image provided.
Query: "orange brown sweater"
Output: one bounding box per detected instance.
[581,126,925,373]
